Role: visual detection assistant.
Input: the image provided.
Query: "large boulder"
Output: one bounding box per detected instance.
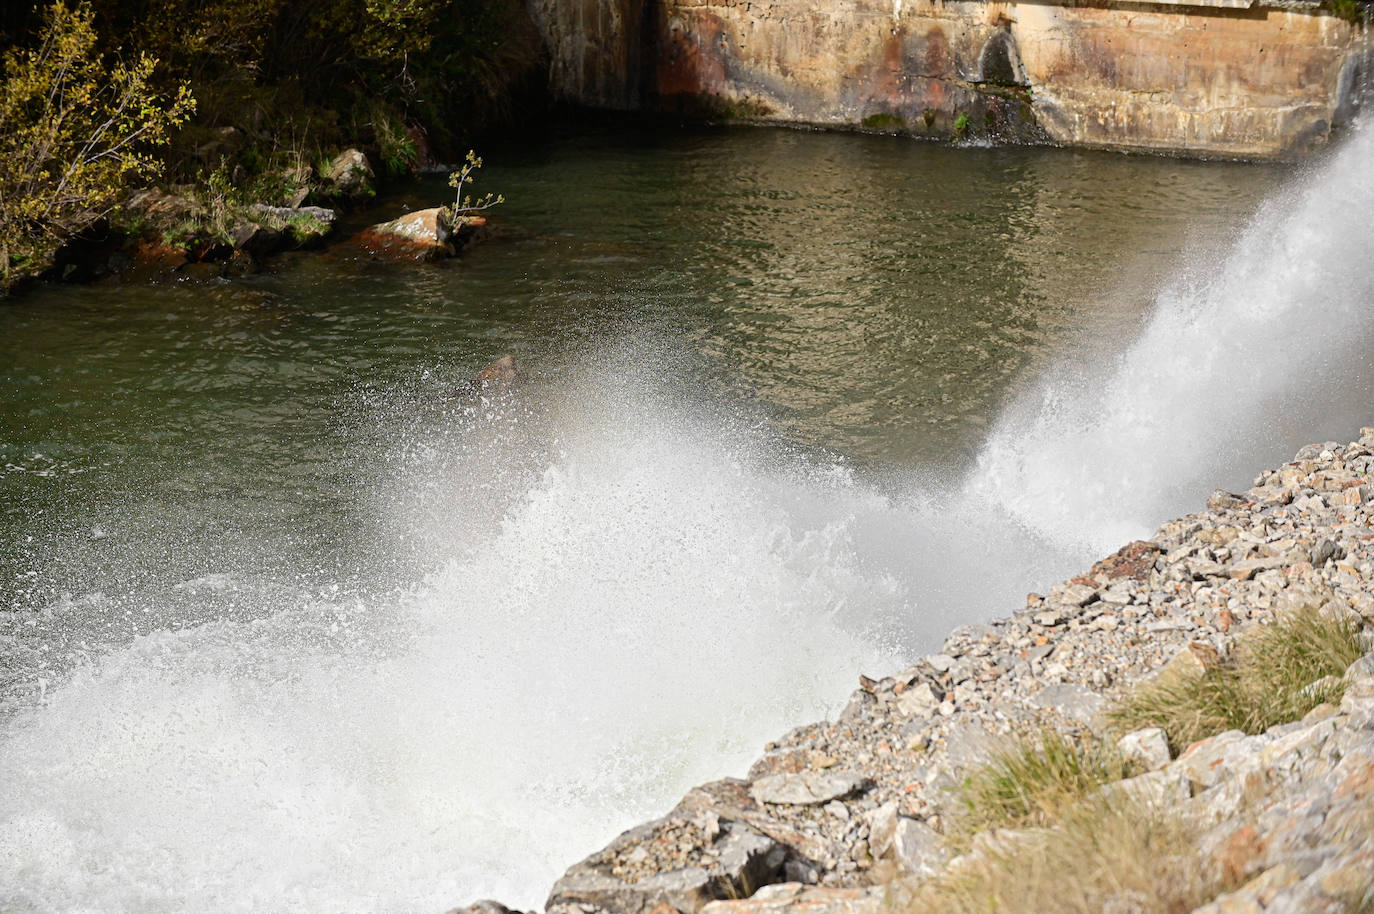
[546,815,786,914]
[358,208,489,262]
[122,187,205,233]
[244,204,337,248]
[358,207,452,261]
[323,148,375,199]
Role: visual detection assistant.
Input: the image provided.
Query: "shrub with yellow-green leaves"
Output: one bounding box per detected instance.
[0,1,193,289]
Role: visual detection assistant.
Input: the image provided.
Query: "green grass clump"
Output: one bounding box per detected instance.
[954,727,1131,837]
[1111,608,1368,752]
[285,213,331,244]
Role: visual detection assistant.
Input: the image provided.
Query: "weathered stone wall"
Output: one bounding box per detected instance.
[530,0,1368,158]
[528,0,651,110]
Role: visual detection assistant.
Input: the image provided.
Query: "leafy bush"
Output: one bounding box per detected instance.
[1327,0,1366,23]
[445,149,504,223]
[114,0,546,166]
[0,1,193,288]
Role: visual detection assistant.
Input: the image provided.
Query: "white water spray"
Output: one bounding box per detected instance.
[0,378,916,913]
[973,122,1374,553]
[4,124,1374,913]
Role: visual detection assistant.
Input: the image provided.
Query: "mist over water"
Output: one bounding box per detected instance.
[973,122,1374,553]
[1,124,1371,911]
[0,365,917,912]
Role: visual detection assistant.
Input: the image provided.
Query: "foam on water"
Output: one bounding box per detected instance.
[5,124,1374,912]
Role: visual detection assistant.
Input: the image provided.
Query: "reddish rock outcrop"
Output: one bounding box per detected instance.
[357,208,489,262]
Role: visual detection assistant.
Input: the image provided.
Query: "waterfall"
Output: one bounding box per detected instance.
[969,119,1374,554]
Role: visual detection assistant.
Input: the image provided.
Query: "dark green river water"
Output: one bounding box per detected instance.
[2,127,1276,612]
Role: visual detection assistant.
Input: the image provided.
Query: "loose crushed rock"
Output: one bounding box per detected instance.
[452,428,1374,914]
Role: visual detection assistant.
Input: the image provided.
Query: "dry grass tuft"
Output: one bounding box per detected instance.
[1110,607,1368,751]
[903,797,1228,914]
[900,609,1371,914]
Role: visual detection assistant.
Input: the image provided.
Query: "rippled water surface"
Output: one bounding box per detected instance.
[11,124,1362,912]
[2,129,1280,601]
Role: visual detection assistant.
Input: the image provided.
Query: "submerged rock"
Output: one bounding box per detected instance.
[474,355,521,386]
[443,355,523,402]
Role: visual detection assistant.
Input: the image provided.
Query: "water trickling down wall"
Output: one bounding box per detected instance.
[531,0,1368,158]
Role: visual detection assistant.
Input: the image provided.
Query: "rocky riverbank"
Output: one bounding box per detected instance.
[458,428,1374,914]
[38,149,491,287]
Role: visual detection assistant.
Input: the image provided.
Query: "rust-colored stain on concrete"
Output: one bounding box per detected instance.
[533,0,1365,158]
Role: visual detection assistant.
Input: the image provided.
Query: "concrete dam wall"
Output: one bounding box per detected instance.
[528,0,1369,158]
